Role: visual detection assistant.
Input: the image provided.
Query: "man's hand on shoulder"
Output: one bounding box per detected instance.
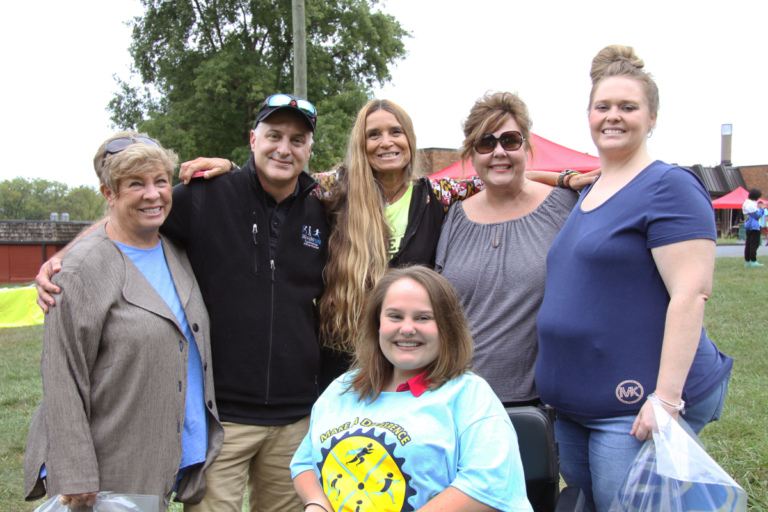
[36,258,62,313]
[35,217,107,313]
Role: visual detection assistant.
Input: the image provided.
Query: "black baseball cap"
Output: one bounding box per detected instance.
[254,94,317,132]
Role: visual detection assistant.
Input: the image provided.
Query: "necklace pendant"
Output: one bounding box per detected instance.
[385,182,406,208]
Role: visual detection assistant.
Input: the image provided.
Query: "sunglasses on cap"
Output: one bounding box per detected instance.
[265,94,317,120]
[474,131,526,154]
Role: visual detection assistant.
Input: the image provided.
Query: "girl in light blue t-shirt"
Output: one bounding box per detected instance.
[291,266,532,512]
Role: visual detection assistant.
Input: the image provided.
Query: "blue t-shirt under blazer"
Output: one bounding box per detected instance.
[536,161,733,418]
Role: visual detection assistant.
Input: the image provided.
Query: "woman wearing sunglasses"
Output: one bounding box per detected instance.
[435,91,578,408]
[535,45,732,512]
[24,132,223,510]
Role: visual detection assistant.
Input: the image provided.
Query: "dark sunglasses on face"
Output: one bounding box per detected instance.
[474,131,526,154]
[266,94,317,120]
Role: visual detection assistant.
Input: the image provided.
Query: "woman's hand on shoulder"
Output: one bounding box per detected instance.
[523,169,600,192]
[569,169,601,191]
[179,158,236,184]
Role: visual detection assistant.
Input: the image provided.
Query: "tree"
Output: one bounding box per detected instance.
[0,178,67,220]
[62,186,107,221]
[0,178,104,221]
[109,0,408,172]
[0,177,33,219]
[26,179,69,220]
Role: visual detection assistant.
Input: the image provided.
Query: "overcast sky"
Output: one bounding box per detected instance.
[2,0,765,189]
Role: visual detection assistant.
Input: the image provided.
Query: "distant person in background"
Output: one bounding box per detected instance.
[743,188,764,266]
[759,200,768,246]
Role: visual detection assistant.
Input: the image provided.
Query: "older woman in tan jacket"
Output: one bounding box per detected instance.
[24,133,223,510]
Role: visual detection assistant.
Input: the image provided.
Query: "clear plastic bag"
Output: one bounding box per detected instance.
[34,492,159,512]
[609,395,746,511]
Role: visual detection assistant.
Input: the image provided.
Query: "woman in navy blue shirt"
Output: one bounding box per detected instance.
[536,45,732,512]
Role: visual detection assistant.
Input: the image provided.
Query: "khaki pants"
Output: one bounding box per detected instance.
[185,417,310,512]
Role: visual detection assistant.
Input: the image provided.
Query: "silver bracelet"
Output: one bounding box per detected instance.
[648,392,685,413]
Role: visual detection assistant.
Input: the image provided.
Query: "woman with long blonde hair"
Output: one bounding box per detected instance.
[315,100,483,355]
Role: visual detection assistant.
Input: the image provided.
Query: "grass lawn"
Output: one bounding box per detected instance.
[1,257,767,511]
[699,256,768,510]
[717,237,745,245]
[0,323,46,511]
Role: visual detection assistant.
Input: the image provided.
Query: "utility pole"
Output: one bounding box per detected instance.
[292,0,307,99]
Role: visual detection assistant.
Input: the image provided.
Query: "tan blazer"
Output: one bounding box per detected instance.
[24,226,224,508]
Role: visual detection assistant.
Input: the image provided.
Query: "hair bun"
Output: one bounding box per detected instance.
[590,45,645,84]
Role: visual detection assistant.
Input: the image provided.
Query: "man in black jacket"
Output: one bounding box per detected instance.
[165,95,328,512]
[36,94,329,512]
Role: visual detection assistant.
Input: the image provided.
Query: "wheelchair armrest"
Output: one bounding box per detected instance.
[553,485,584,512]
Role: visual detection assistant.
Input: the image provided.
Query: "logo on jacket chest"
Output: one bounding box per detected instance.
[302,225,322,249]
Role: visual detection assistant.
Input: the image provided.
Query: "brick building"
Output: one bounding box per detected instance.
[419,148,460,175]
[739,165,768,195]
[0,221,91,283]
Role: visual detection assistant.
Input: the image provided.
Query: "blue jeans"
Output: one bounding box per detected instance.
[555,375,730,512]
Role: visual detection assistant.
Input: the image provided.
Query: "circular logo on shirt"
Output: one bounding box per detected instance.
[319,428,416,511]
[615,380,644,404]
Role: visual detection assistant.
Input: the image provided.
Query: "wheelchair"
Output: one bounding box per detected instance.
[507,406,585,512]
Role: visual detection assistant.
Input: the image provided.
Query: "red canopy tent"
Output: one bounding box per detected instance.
[429,133,600,179]
[711,187,750,238]
[711,187,748,209]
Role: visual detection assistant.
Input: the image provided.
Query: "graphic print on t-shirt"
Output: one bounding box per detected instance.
[318,428,416,511]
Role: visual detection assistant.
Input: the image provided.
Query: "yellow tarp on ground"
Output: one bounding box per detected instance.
[0,285,44,328]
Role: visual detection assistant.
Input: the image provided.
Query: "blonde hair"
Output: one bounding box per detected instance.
[318,100,424,352]
[588,45,659,116]
[459,91,534,165]
[94,131,178,193]
[347,266,473,402]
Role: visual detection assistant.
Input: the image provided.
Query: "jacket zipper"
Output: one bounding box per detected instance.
[265,259,275,404]
[252,211,259,273]
[262,178,313,404]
